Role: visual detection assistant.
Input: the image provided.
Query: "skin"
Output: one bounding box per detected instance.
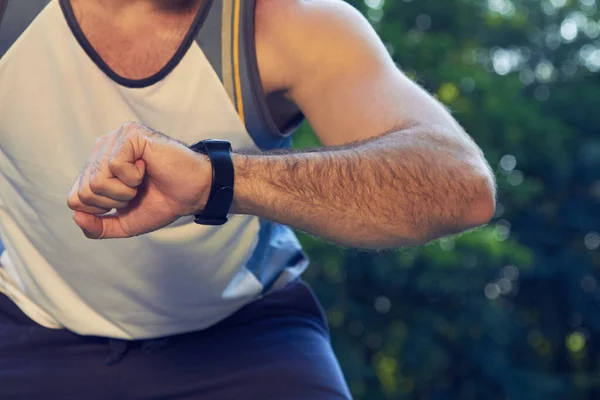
[67,0,497,250]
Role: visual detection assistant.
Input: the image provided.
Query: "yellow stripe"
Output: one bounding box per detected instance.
[232,0,245,124]
[221,0,235,104]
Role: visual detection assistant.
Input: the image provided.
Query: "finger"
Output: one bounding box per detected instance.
[78,188,129,210]
[88,135,136,201]
[109,158,146,189]
[73,211,131,239]
[68,197,112,215]
[108,129,146,188]
[89,174,138,201]
[67,172,112,214]
[78,161,130,210]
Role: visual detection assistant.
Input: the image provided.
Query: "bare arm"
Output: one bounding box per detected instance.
[68,0,496,246]
[232,127,494,249]
[229,0,496,249]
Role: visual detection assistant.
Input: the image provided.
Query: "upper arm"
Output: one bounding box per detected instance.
[256,0,464,147]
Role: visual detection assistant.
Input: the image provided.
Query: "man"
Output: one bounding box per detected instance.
[0,0,496,398]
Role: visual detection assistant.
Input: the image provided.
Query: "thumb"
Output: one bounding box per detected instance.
[108,129,147,188]
[73,211,130,239]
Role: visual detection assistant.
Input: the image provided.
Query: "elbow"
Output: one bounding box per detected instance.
[388,157,497,248]
[419,166,496,244]
[463,169,497,228]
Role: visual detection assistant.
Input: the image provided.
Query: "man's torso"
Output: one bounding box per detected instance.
[0,0,308,339]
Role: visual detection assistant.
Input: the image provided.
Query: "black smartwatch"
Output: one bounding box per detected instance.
[190,139,234,226]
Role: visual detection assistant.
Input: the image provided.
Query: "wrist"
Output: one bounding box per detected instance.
[230,153,258,215]
[188,139,235,225]
[190,151,212,215]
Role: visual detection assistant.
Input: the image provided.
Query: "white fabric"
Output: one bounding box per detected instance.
[0,1,272,339]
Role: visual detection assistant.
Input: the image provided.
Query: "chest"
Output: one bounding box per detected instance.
[65,0,291,118]
[0,2,257,211]
[69,0,202,80]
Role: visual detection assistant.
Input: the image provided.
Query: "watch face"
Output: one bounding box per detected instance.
[190,140,232,154]
[190,141,208,154]
[204,140,232,152]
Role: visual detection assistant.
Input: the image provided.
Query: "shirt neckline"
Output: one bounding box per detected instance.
[59,0,214,89]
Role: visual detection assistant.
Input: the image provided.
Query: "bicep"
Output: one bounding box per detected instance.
[266,0,462,147]
[294,61,461,147]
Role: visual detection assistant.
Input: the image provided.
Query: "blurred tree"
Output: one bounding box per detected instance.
[294,0,600,399]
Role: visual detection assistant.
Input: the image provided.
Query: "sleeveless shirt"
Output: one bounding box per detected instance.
[0,0,309,339]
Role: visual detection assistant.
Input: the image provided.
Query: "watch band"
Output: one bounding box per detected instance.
[190,139,234,226]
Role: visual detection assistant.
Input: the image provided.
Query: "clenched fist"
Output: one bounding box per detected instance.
[67,122,212,239]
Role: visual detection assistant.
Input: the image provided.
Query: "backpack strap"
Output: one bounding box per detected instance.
[196,0,303,151]
[0,0,51,60]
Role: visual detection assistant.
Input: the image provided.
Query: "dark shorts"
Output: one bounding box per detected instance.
[0,281,352,399]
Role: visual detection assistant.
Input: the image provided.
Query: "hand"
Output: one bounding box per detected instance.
[67,122,212,239]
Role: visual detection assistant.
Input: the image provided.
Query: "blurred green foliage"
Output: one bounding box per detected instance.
[293,0,600,399]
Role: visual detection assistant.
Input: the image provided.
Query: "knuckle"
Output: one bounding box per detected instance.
[66,196,80,210]
[89,178,105,194]
[107,158,121,172]
[78,189,94,203]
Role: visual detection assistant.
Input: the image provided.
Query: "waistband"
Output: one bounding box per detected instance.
[0,279,328,366]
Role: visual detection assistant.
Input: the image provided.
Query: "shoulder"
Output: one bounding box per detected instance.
[254,0,391,93]
[255,0,369,34]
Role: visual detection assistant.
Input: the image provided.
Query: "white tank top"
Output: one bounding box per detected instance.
[0,0,308,339]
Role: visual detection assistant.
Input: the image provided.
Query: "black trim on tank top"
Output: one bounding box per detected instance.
[243,0,304,138]
[59,0,214,89]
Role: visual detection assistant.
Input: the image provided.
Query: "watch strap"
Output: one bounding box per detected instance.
[190,140,234,226]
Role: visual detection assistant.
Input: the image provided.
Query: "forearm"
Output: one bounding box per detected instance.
[231,125,496,250]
